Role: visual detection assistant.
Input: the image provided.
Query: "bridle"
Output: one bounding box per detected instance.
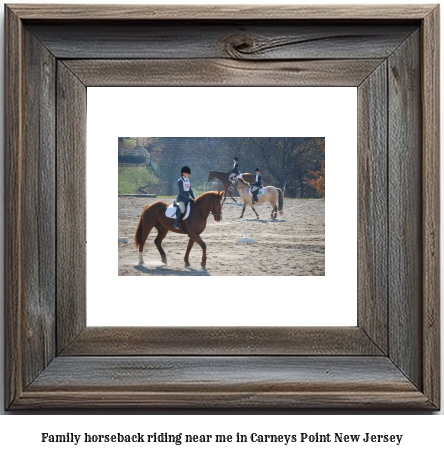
[194,194,222,217]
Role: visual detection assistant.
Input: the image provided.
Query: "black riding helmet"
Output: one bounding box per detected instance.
[255,167,261,172]
[181,166,191,174]
[234,157,239,161]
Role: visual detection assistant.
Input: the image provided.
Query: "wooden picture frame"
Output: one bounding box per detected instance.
[5,4,440,409]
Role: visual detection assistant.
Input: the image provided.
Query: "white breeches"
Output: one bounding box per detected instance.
[177,201,186,214]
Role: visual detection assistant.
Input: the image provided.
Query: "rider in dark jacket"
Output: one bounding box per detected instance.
[251,167,262,203]
[174,166,195,229]
[228,157,240,181]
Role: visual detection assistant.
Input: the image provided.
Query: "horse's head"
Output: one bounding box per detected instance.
[195,191,224,222]
[212,191,224,222]
[208,169,215,182]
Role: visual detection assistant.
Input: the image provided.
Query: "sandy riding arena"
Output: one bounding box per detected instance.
[118,197,325,276]
[119,197,325,276]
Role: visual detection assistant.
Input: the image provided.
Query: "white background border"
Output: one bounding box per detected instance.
[87,87,357,326]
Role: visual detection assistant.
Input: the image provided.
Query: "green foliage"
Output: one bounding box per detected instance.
[118,166,161,194]
[118,138,138,149]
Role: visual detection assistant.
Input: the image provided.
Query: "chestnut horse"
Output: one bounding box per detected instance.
[134,191,224,268]
[207,169,256,203]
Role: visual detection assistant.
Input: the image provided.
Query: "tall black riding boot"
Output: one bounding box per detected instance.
[173,209,184,229]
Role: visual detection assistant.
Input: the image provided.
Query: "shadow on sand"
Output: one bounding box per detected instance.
[242,218,287,224]
[134,264,211,276]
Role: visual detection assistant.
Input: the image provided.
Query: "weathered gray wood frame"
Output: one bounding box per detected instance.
[4,5,440,409]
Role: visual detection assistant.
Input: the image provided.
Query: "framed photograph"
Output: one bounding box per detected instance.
[102,88,353,327]
[5,4,440,409]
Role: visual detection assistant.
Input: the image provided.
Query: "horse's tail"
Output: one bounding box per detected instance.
[278,188,285,215]
[134,212,144,248]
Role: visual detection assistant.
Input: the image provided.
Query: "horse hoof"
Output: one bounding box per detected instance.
[201,263,206,268]
[162,258,167,265]
[138,261,144,266]
[185,262,190,267]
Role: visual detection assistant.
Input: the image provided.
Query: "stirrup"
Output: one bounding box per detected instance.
[173,212,183,229]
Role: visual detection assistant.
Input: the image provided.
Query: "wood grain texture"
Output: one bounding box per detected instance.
[64,58,384,87]
[4,5,24,410]
[56,63,87,353]
[13,356,433,409]
[28,357,419,391]
[357,62,388,354]
[61,327,382,356]
[4,5,440,410]
[16,390,433,410]
[21,29,57,387]
[7,4,435,20]
[388,31,422,389]
[27,23,416,60]
[421,6,440,409]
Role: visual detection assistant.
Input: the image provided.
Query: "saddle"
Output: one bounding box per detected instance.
[249,186,264,196]
[165,201,191,220]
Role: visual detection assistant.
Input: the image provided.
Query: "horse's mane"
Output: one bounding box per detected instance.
[195,191,223,203]
[237,177,250,185]
[209,169,228,174]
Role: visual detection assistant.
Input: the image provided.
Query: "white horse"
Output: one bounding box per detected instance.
[229,177,284,219]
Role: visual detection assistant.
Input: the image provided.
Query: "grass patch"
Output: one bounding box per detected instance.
[118,166,161,194]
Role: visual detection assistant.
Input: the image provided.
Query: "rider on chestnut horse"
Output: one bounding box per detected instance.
[174,166,195,229]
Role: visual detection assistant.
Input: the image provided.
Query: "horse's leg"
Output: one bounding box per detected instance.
[223,186,228,202]
[273,194,279,219]
[138,223,154,265]
[250,204,259,219]
[270,196,277,219]
[190,233,207,268]
[239,203,246,218]
[184,238,195,266]
[154,227,168,264]
[229,190,237,203]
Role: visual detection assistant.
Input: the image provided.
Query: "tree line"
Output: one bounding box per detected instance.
[119,137,325,198]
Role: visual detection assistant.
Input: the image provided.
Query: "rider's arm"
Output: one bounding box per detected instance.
[177,179,187,201]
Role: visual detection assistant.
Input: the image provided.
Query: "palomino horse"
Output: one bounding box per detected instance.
[229,177,284,219]
[134,191,224,268]
[207,169,256,203]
